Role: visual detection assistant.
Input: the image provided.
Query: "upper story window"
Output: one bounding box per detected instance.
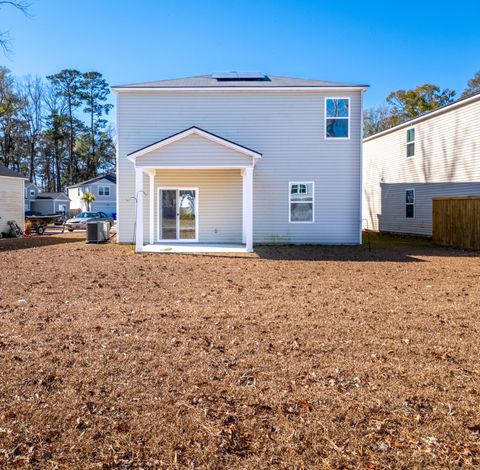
[29,189,35,197]
[289,182,314,223]
[325,97,350,139]
[98,186,110,196]
[406,128,415,157]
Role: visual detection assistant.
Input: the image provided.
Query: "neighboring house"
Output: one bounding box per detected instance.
[30,192,70,215]
[24,182,39,211]
[113,73,368,252]
[0,163,26,234]
[363,92,480,236]
[68,174,117,215]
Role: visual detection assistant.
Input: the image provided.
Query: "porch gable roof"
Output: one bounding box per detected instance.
[127,126,262,164]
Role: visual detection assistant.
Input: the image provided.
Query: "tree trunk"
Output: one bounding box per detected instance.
[90,106,95,178]
[68,97,74,184]
[29,141,35,182]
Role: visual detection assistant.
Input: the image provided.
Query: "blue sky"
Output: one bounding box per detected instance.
[2,0,480,122]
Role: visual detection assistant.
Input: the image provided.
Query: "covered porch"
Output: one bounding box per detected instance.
[141,242,249,254]
[128,127,261,253]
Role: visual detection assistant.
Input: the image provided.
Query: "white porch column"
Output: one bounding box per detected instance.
[135,167,144,253]
[243,166,254,252]
[149,171,155,244]
[242,169,247,244]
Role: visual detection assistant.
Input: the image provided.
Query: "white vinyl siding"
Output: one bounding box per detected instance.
[117,90,362,244]
[363,95,480,235]
[135,134,252,168]
[150,169,242,243]
[0,176,24,232]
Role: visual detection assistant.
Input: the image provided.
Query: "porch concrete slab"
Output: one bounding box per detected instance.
[141,243,248,254]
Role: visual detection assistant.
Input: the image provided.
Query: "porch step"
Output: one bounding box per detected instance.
[141,243,249,254]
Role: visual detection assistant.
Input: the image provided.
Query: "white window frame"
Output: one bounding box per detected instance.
[405,188,415,218]
[406,127,415,158]
[98,186,110,196]
[29,189,35,197]
[324,97,350,140]
[289,181,315,224]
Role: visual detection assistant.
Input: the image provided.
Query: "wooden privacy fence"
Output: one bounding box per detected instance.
[432,196,480,250]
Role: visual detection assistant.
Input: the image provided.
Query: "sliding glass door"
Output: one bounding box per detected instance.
[159,188,197,241]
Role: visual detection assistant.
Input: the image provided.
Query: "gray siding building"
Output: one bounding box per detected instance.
[363,92,480,236]
[113,73,368,252]
[30,192,70,215]
[68,174,116,216]
[0,164,26,233]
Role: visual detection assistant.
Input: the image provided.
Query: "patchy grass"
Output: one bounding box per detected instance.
[363,230,433,247]
[0,233,479,468]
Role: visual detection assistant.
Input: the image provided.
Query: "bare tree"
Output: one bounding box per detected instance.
[17,75,43,182]
[43,84,68,191]
[0,1,30,53]
[47,69,83,183]
[0,65,25,170]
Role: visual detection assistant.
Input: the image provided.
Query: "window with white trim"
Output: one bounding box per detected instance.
[325,98,349,139]
[289,182,314,223]
[98,186,110,196]
[405,189,415,218]
[406,128,415,157]
[29,189,35,197]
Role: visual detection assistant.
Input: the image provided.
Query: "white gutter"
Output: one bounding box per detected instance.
[364,92,480,142]
[112,86,369,93]
[0,174,28,180]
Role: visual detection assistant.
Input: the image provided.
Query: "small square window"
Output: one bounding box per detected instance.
[98,186,110,196]
[289,182,314,223]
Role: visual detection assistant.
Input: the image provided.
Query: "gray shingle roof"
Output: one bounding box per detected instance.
[68,174,116,188]
[0,163,25,178]
[113,74,368,89]
[37,192,69,200]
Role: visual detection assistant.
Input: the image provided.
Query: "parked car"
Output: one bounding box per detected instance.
[65,211,114,232]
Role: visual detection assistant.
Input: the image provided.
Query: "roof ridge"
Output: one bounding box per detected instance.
[112,74,368,89]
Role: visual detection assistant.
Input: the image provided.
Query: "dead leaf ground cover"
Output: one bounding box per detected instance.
[0,233,479,468]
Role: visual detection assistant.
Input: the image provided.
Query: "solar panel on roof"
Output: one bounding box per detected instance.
[211,71,266,80]
[236,72,265,79]
[212,72,238,79]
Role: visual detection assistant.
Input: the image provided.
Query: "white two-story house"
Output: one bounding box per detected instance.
[113,73,368,252]
[68,174,117,216]
[363,91,480,236]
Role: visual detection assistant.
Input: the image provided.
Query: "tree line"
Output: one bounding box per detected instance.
[364,69,480,137]
[0,67,115,191]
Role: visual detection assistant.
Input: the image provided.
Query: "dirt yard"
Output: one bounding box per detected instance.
[0,233,479,468]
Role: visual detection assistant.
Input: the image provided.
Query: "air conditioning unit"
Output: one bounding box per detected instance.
[86,221,109,244]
